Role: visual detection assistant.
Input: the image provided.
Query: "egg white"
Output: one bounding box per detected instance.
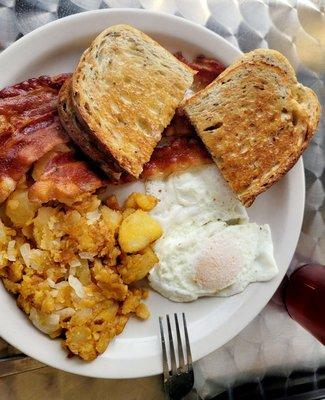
[146,164,249,232]
[145,165,278,302]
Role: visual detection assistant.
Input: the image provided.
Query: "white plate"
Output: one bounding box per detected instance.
[0,9,305,379]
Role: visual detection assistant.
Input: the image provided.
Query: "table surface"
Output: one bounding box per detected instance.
[0,1,324,399]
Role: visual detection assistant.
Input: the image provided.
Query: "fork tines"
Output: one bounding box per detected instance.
[159,313,193,379]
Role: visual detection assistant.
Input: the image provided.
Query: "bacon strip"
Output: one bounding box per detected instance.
[29,148,107,205]
[175,52,226,90]
[163,108,196,138]
[0,75,71,202]
[142,137,212,180]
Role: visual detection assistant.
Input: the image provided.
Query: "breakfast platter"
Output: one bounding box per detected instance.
[0,9,317,379]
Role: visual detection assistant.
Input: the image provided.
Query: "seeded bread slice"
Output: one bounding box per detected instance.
[72,24,195,177]
[58,78,123,180]
[183,49,321,206]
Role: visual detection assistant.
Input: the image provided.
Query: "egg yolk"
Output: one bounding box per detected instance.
[195,235,244,291]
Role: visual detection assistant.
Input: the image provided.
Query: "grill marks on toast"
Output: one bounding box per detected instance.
[184,49,321,206]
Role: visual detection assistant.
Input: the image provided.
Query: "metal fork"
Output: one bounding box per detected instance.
[159,313,195,400]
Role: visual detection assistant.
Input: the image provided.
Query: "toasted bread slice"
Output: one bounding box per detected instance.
[183,49,320,206]
[58,78,123,180]
[71,24,195,178]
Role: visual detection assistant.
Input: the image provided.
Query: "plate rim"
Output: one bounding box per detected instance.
[0,8,305,379]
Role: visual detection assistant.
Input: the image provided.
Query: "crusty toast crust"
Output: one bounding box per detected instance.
[184,49,321,206]
[72,24,195,177]
[58,79,123,180]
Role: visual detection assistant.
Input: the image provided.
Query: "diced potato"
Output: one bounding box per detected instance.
[7,260,24,282]
[118,210,162,253]
[40,295,55,314]
[2,278,20,294]
[5,189,40,227]
[101,206,122,233]
[93,302,119,324]
[140,288,149,300]
[0,250,9,270]
[123,194,137,209]
[29,248,49,271]
[33,207,59,250]
[92,260,128,301]
[124,193,158,211]
[73,195,101,214]
[119,246,158,284]
[104,246,121,267]
[122,208,136,220]
[95,334,112,355]
[121,291,141,315]
[0,220,8,245]
[65,326,97,361]
[114,315,129,336]
[136,303,150,320]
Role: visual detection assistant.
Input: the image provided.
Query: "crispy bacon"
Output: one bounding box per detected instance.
[0,75,69,99]
[141,137,212,180]
[175,52,226,90]
[163,108,195,138]
[29,147,107,205]
[0,75,71,202]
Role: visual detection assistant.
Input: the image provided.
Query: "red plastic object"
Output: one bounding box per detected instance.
[284,264,325,345]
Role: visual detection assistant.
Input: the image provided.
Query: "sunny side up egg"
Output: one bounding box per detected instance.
[145,165,278,302]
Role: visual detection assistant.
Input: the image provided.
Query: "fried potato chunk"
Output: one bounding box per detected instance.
[119,247,158,284]
[101,206,122,233]
[124,193,158,211]
[120,288,149,320]
[118,210,162,253]
[135,303,150,320]
[92,260,128,301]
[6,188,40,227]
